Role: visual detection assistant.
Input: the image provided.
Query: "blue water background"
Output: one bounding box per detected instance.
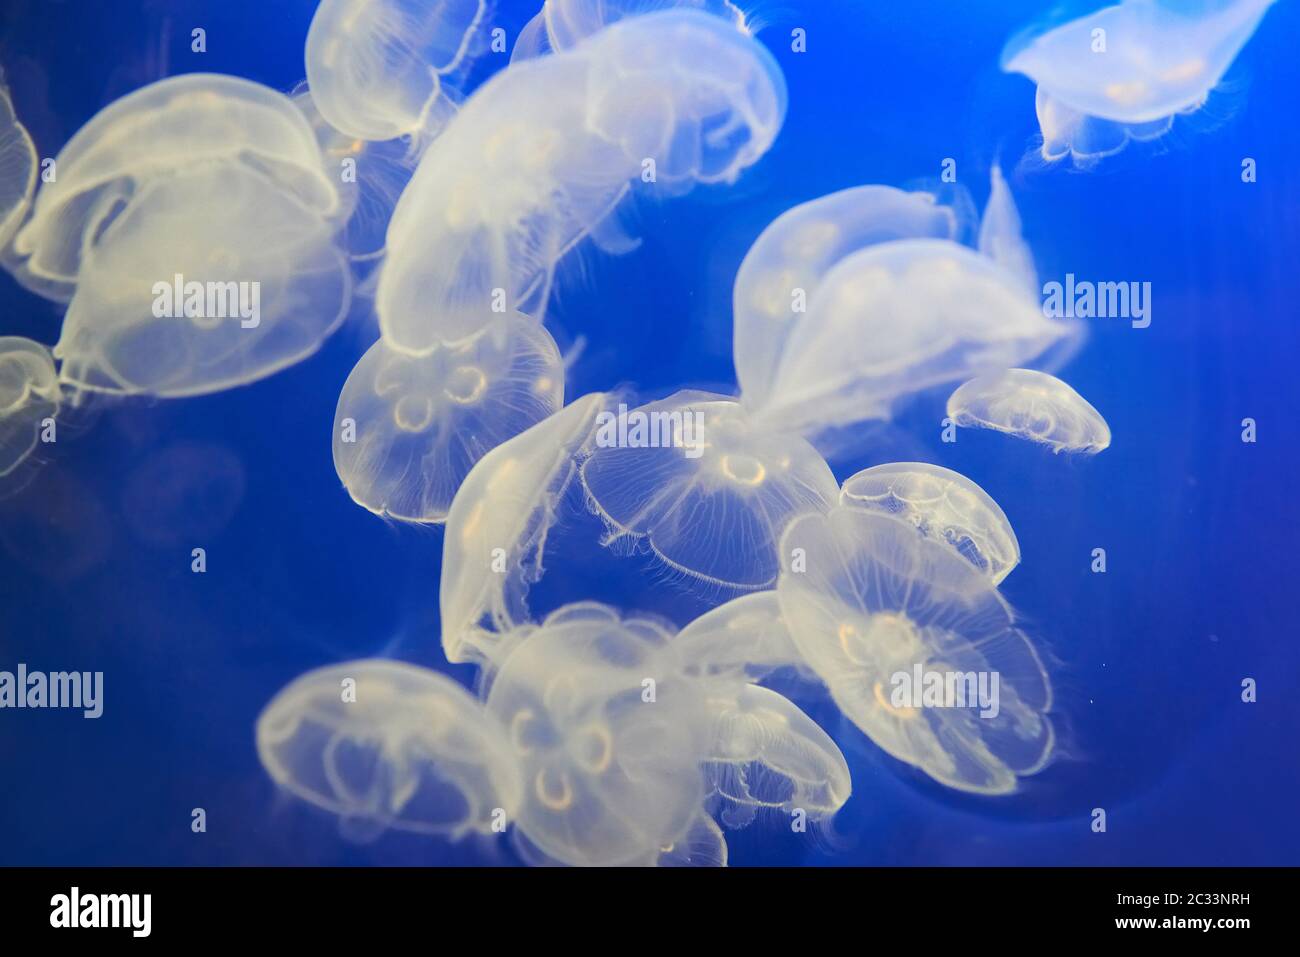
[1,0,1297,865]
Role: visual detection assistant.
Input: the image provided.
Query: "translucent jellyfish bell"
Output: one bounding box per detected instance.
[702,683,851,829]
[735,172,1071,437]
[377,9,786,352]
[440,393,610,664]
[674,591,806,685]
[0,78,38,252]
[512,0,747,61]
[0,337,60,490]
[53,164,350,398]
[1002,0,1278,164]
[947,368,1111,454]
[256,660,523,839]
[734,184,971,414]
[484,602,709,866]
[840,463,1021,585]
[579,391,838,590]
[304,0,488,144]
[778,507,1055,795]
[333,318,564,523]
[11,74,339,299]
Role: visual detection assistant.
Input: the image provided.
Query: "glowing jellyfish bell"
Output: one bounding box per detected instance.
[946,368,1111,454]
[840,462,1021,585]
[256,660,523,840]
[377,9,786,353]
[440,393,611,665]
[10,74,340,300]
[701,683,851,829]
[0,76,38,254]
[53,163,350,398]
[1002,0,1278,164]
[305,0,488,146]
[777,507,1055,795]
[333,317,564,524]
[673,591,806,685]
[0,337,60,493]
[579,391,839,591]
[735,170,1070,438]
[512,0,748,61]
[484,602,709,866]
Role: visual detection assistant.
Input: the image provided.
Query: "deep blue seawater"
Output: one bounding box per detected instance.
[1,0,1297,866]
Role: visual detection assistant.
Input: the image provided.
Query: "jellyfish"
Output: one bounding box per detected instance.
[305,0,489,145]
[839,463,1021,585]
[53,163,351,398]
[673,591,806,686]
[946,368,1111,454]
[1002,0,1278,164]
[257,660,522,839]
[333,318,564,523]
[511,0,747,61]
[733,171,1073,438]
[483,602,710,866]
[121,441,246,547]
[0,77,38,253]
[440,393,611,665]
[292,85,420,261]
[579,391,838,591]
[701,683,851,829]
[777,507,1055,795]
[377,9,786,352]
[10,74,340,300]
[0,337,60,493]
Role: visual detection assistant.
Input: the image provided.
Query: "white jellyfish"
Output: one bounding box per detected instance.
[256,660,522,839]
[10,74,340,300]
[483,602,709,866]
[733,171,1073,438]
[673,591,806,685]
[333,318,564,523]
[946,368,1111,454]
[701,683,851,829]
[53,163,350,398]
[839,462,1021,585]
[1002,0,1278,164]
[305,0,488,146]
[778,507,1055,795]
[440,393,611,665]
[0,76,38,253]
[0,337,60,493]
[376,9,786,352]
[579,391,838,590]
[511,0,747,61]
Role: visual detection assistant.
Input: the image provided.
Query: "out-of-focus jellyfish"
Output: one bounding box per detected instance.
[946,368,1111,454]
[0,76,38,252]
[0,466,112,582]
[733,172,1072,438]
[0,337,59,492]
[673,591,806,685]
[579,391,838,591]
[840,462,1020,585]
[305,0,488,146]
[778,507,1055,795]
[1002,0,1278,164]
[121,441,246,547]
[377,9,786,352]
[333,318,564,523]
[511,0,747,61]
[256,660,522,840]
[53,163,351,398]
[702,683,851,829]
[483,602,709,866]
[440,392,610,665]
[10,74,340,300]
